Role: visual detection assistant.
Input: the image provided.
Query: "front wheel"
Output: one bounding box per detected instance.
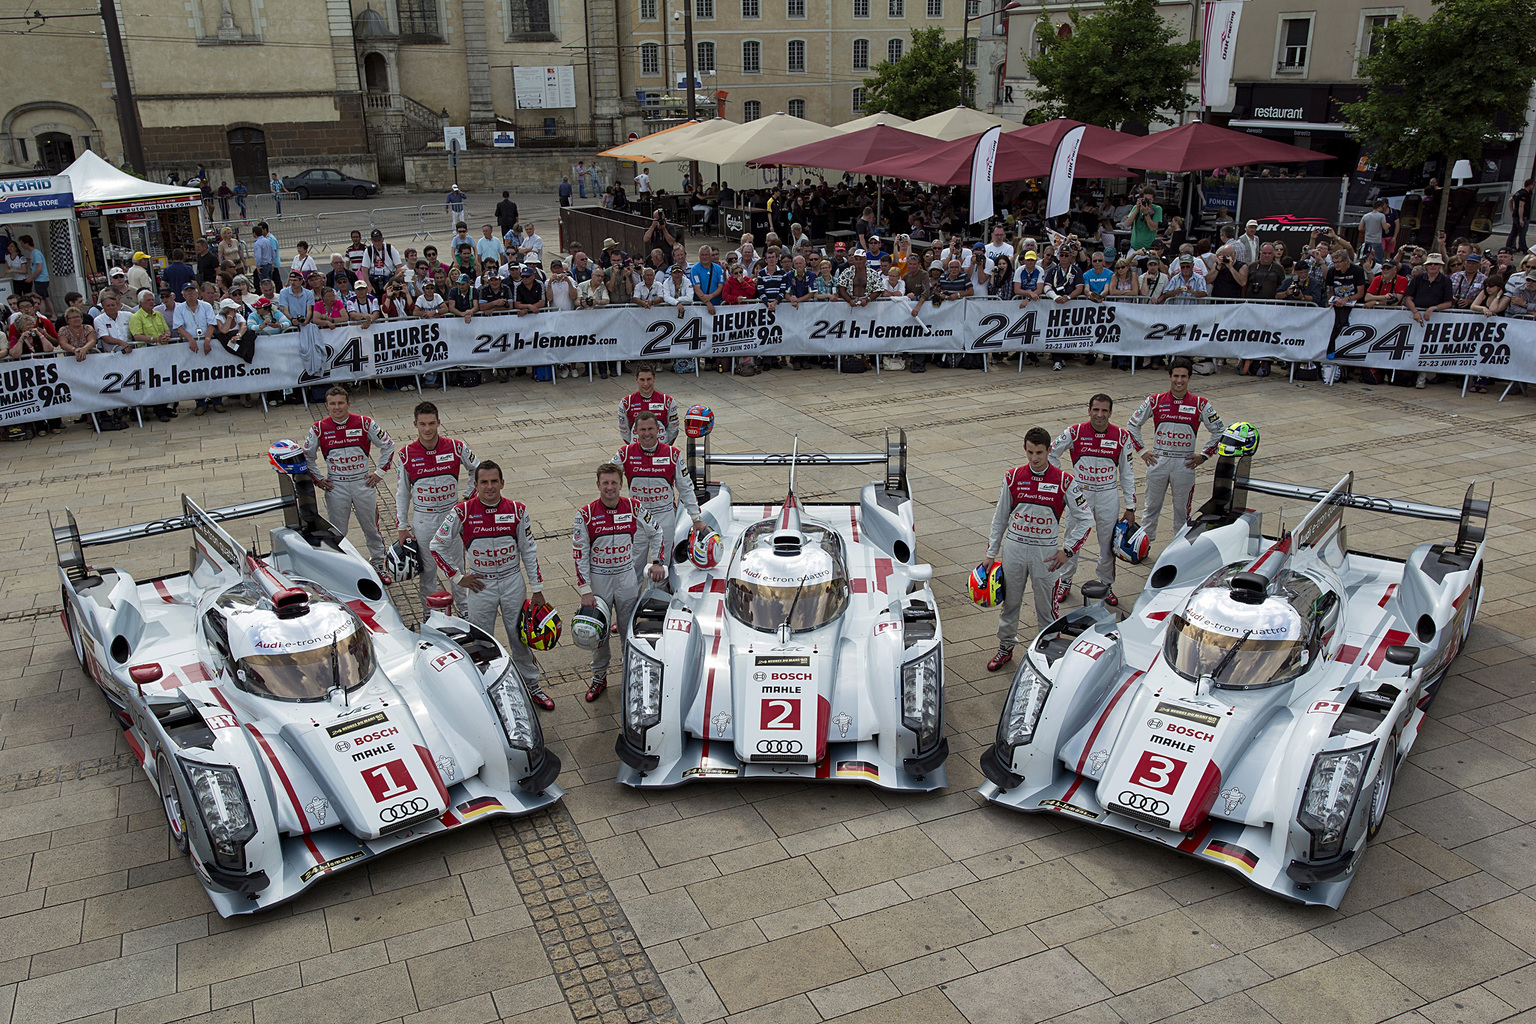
[295,187,310,200]
[61,585,87,673]
[158,754,191,854]
[352,186,368,199]
[1366,733,1399,840]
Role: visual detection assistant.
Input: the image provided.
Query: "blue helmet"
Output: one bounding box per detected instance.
[268,439,308,475]
[1113,521,1151,564]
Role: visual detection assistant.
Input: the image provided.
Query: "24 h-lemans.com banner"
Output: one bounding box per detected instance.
[2,299,1524,422]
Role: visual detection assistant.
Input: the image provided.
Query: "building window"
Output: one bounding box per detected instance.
[744,100,762,121]
[397,0,442,41]
[852,38,869,70]
[852,86,866,112]
[788,38,806,72]
[1276,14,1313,74]
[640,0,657,17]
[925,0,941,17]
[742,0,760,17]
[507,0,551,35]
[640,41,661,75]
[888,0,903,14]
[788,98,806,118]
[887,38,903,63]
[963,80,975,102]
[965,0,978,14]
[853,0,869,18]
[964,36,977,66]
[697,40,716,71]
[787,0,806,16]
[1354,8,1400,75]
[742,39,761,73]
[696,0,713,19]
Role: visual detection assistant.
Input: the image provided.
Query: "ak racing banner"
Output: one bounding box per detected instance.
[3,300,1527,422]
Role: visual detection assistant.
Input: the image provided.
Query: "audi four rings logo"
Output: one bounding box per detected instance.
[1146,717,1164,730]
[753,671,767,682]
[380,797,431,822]
[755,739,803,754]
[1117,791,1170,815]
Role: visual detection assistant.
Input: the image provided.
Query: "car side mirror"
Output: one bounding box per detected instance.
[906,564,933,583]
[1081,581,1111,605]
[1384,645,1419,667]
[426,591,454,611]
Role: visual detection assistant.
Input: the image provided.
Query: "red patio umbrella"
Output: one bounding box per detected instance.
[852,131,1125,186]
[748,124,944,171]
[1009,118,1142,164]
[1096,121,1334,172]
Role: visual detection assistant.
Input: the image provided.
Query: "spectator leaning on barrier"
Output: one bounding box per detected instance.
[1159,255,1207,305]
[94,290,134,354]
[1363,261,1407,308]
[1323,248,1366,367]
[279,272,313,322]
[689,246,724,314]
[1244,244,1284,300]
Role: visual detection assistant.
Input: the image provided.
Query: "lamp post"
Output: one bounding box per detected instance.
[960,1,1022,98]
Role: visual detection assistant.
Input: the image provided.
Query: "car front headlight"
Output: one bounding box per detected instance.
[488,664,543,754]
[181,759,257,872]
[996,659,1052,762]
[623,646,664,747]
[1297,741,1376,859]
[901,646,943,753]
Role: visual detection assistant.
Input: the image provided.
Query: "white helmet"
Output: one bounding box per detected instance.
[385,539,421,580]
[571,596,612,651]
[690,529,725,570]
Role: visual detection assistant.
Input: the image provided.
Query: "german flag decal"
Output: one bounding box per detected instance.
[834,760,879,781]
[1204,839,1258,874]
[455,796,505,819]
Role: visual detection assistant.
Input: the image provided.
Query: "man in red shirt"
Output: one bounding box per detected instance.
[303,386,396,568]
[1362,260,1408,308]
[1125,358,1225,542]
[617,364,680,445]
[395,401,478,610]
[1051,395,1137,606]
[613,411,703,568]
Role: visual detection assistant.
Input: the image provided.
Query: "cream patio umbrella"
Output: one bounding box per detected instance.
[597,118,733,163]
[902,106,1026,141]
[678,113,844,167]
[833,111,913,133]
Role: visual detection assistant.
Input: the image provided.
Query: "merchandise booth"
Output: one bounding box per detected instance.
[0,169,87,305]
[61,151,201,290]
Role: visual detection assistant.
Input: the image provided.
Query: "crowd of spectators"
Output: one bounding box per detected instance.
[3,180,1530,440]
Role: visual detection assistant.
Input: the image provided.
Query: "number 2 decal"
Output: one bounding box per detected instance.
[761,698,801,730]
[1129,751,1185,794]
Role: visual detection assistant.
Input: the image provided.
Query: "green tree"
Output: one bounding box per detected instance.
[1025,0,1198,130]
[861,27,976,120]
[1341,0,1536,236]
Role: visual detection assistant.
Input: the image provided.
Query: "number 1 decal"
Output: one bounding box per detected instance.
[361,759,417,802]
[761,698,801,730]
[1129,751,1186,794]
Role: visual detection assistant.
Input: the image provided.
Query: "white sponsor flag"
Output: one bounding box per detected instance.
[968,125,1002,225]
[1200,0,1243,108]
[1045,124,1085,220]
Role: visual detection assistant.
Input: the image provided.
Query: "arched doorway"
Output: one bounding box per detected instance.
[227,127,269,187]
[364,52,390,92]
[36,132,75,172]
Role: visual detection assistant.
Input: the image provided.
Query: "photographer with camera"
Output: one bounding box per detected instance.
[1123,187,1163,253]
[1204,244,1247,299]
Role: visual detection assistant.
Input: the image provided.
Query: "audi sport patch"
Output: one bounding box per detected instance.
[326,711,388,738]
[1203,839,1258,873]
[299,850,365,883]
[835,760,879,782]
[754,655,810,666]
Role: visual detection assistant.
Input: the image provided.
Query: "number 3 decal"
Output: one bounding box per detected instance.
[1129,751,1186,794]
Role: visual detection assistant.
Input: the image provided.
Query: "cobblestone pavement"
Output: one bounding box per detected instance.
[2,362,1534,1024]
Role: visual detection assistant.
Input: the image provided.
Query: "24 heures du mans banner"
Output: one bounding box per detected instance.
[2,299,1523,422]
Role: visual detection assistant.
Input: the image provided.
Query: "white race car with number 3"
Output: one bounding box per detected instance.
[979,448,1489,907]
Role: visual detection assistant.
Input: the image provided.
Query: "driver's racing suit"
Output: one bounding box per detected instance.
[618,389,680,444]
[1125,390,1224,540]
[613,440,700,565]
[987,464,1093,650]
[431,497,544,687]
[1051,423,1136,586]
[395,436,478,604]
[304,413,396,562]
[573,497,663,679]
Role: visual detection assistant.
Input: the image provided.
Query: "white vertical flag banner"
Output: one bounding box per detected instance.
[1045,125,1085,220]
[1200,0,1243,108]
[968,125,1002,225]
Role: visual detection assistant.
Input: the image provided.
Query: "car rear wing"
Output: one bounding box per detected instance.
[686,429,908,506]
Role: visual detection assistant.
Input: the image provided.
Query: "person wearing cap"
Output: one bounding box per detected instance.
[1014,249,1044,309]
[277,270,314,324]
[348,277,383,327]
[125,251,155,296]
[447,273,477,323]
[445,184,467,230]
[1158,254,1208,305]
[829,241,849,276]
[658,263,693,315]
[1233,219,1262,264]
[364,229,402,295]
[1405,253,1453,387]
[247,293,291,335]
[514,263,546,315]
[837,248,884,308]
[866,234,886,265]
[598,237,622,270]
[172,282,225,414]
